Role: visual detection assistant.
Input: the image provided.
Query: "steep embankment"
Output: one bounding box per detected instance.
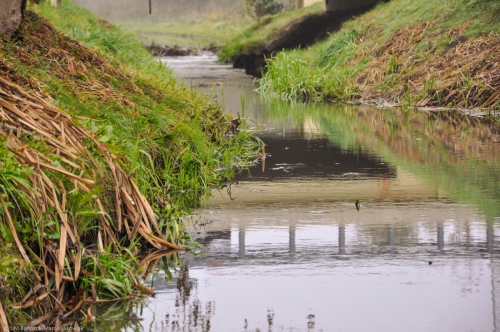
[0,0,257,327]
[258,0,500,110]
[220,2,380,76]
[219,4,323,74]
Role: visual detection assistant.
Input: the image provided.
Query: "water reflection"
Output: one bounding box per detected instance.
[338,224,345,255]
[289,225,295,256]
[133,204,500,331]
[239,225,245,260]
[263,101,500,218]
[127,55,500,332]
[171,265,215,332]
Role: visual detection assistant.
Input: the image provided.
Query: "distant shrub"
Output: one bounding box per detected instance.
[246,0,284,19]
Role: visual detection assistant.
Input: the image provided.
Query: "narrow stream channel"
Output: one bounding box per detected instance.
[124,54,500,332]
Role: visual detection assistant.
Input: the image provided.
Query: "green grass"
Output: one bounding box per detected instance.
[258,0,500,107]
[30,0,259,214]
[118,18,253,48]
[0,0,260,323]
[258,28,364,101]
[219,3,323,62]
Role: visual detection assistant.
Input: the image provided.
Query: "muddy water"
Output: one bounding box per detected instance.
[133,54,500,332]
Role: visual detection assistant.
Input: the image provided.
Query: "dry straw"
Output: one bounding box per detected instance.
[358,23,500,109]
[0,70,184,326]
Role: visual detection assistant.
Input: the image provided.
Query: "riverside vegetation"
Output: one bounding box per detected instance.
[219,0,499,110]
[219,2,323,63]
[256,0,500,109]
[0,0,259,327]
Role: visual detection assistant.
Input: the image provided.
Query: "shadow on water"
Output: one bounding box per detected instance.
[89,54,500,331]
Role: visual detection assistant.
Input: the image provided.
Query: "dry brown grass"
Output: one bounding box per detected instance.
[0,12,191,326]
[357,23,500,109]
[0,63,185,326]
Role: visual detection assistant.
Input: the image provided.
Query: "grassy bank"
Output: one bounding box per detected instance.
[70,0,249,48]
[0,0,258,326]
[258,0,500,109]
[219,3,322,62]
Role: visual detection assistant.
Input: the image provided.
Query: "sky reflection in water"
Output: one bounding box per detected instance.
[127,54,500,332]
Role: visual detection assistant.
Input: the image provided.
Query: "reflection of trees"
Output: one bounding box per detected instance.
[167,264,215,332]
[267,100,500,218]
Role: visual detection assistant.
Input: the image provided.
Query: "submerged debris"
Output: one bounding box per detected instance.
[220,177,239,200]
[225,117,242,137]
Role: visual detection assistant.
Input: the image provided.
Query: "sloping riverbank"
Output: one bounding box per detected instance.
[0,0,257,327]
[256,0,500,110]
[222,3,378,77]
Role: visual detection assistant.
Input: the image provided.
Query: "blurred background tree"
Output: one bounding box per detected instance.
[245,0,284,19]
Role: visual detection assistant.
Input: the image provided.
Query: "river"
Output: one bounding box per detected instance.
[107,53,500,332]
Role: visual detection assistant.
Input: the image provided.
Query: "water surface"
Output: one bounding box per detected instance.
[126,54,500,332]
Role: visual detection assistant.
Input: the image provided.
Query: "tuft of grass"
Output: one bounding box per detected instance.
[258,28,364,101]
